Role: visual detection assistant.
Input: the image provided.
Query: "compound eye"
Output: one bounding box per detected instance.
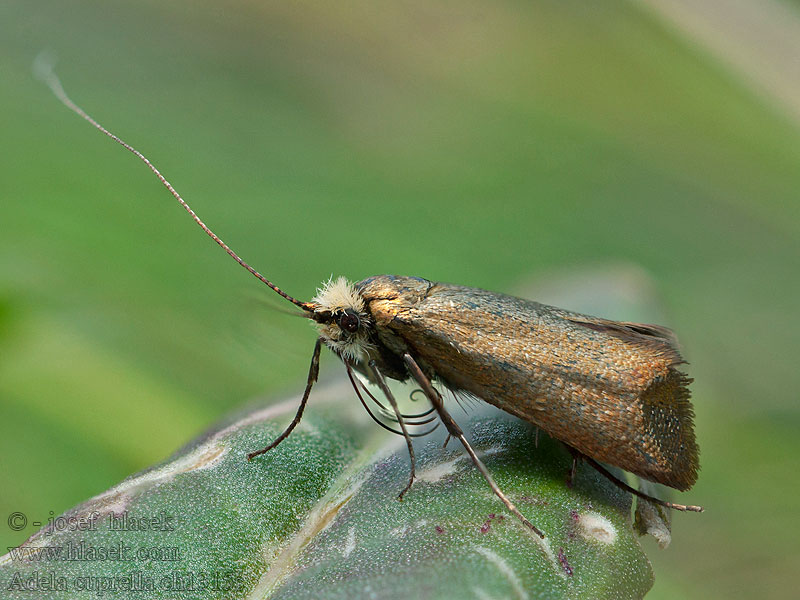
[337,309,360,334]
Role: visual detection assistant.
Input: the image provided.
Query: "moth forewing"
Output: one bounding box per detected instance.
[356,274,699,492]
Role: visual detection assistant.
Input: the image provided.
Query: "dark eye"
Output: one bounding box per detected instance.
[337,309,360,334]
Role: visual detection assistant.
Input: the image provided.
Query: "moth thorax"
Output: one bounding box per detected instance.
[312,276,372,361]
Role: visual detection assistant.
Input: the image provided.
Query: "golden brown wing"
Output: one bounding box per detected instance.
[360,276,699,490]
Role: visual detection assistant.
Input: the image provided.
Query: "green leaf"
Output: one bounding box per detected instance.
[0,377,653,599]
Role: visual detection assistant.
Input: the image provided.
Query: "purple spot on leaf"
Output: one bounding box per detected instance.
[480,513,500,534]
[558,548,573,577]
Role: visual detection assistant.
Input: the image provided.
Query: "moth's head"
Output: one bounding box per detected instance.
[308,276,372,362]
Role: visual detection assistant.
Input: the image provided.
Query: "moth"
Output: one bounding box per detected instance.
[41,65,701,539]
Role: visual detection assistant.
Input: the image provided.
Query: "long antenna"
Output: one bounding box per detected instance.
[35,56,313,312]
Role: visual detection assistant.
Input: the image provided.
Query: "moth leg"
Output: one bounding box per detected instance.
[402,353,545,539]
[583,456,704,513]
[247,338,322,461]
[352,377,437,425]
[345,363,439,438]
[367,361,416,501]
[567,443,704,512]
[563,444,581,488]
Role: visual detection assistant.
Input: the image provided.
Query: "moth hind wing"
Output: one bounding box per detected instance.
[566,316,686,367]
[615,321,678,344]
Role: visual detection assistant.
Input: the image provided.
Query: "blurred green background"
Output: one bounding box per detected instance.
[1,1,798,598]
